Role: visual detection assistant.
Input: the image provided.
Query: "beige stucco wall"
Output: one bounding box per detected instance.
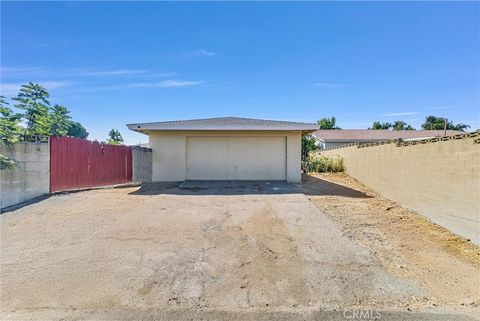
[148,130,302,183]
[318,136,480,244]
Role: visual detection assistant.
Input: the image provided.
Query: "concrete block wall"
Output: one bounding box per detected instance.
[317,133,480,244]
[1,142,50,209]
[132,146,152,182]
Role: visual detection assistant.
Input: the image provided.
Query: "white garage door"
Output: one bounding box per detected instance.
[186,136,287,180]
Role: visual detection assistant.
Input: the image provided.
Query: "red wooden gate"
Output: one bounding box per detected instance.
[50,136,132,192]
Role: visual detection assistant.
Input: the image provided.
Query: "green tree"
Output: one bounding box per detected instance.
[13,82,51,136]
[370,121,392,130]
[49,104,71,136]
[67,121,89,139]
[0,98,22,145]
[392,120,414,131]
[0,96,22,169]
[106,129,124,145]
[317,116,341,129]
[301,135,318,161]
[421,115,470,132]
[451,123,471,131]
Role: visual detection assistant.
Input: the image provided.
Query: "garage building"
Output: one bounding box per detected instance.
[127,117,318,183]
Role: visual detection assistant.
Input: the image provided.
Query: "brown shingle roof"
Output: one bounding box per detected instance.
[127,117,319,132]
[311,129,464,141]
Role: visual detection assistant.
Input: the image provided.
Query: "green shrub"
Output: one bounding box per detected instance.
[303,153,344,173]
[301,135,318,161]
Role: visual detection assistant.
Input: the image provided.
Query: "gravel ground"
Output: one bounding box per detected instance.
[0,176,478,320]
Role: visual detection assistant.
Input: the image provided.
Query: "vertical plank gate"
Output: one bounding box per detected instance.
[50,136,132,193]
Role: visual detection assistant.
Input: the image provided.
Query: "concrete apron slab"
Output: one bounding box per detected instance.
[1,181,463,320]
[178,180,300,194]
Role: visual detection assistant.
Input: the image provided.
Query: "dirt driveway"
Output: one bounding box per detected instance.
[1,177,478,320]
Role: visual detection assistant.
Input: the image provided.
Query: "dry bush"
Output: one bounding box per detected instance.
[304,153,344,173]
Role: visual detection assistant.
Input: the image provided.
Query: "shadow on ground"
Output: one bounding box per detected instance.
[128,180,298,196]
[128,174,371,198]
[0,195,52,214]
[300,174,372,198]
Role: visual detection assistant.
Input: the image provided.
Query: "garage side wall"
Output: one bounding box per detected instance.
[150,133,187,181]
[318,135,480,244]
[149,130,302,183]
[286,132,301,183]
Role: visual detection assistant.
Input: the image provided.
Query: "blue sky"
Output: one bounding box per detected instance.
[1,2,479,144]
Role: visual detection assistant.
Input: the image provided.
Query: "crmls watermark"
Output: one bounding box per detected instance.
[343,309,382,320]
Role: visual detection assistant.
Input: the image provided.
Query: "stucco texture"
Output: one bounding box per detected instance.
[148,130,302,183]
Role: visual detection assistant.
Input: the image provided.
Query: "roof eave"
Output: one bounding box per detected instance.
[127,125,318,132]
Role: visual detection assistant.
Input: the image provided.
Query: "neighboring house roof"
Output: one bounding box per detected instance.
[127,117,319,132]
[311,129,464,142]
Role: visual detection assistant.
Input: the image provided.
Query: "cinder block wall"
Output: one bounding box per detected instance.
[0,142,50,209]
[132,146,152,182]
[317,134,480,244]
